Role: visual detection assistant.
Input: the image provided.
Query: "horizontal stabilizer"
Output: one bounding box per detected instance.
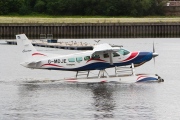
[20,60,41,68]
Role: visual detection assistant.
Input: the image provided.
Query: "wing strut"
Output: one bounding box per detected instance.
[114,63,135,76]
[109,52,113,65]
[98,69,109,78]
[76,71,90,78]
[131,63,135,76]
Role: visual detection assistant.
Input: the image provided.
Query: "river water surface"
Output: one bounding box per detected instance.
[0,38,180,120]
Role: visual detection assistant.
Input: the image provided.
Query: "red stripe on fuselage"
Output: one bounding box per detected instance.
[41,64,63,68]
[122,52,139,62]
[32,53,46,56]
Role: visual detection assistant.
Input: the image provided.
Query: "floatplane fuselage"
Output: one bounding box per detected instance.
[16,34,163,83]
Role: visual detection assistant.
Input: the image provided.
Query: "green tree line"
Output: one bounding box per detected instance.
[0,0,165,16]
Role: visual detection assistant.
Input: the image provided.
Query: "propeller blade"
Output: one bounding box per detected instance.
[153,41,155,53]
[153,42,155,65]
[153,57,155,66]
[152,42,158,65]
[152,42,159,58]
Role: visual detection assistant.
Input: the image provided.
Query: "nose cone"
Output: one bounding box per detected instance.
[152,52,159,58]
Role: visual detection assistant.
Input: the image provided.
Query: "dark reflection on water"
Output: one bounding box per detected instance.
[16,82,158,120]
[90,84,115,119]
[17,81,118,119]
[21,84,40,92]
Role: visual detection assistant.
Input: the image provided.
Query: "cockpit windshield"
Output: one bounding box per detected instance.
[118,49,130,55]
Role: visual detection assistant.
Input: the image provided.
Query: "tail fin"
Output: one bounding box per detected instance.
[16,34,53,64]
[16,34,59,68]
[16,34,38,62]
[16,34,59,63]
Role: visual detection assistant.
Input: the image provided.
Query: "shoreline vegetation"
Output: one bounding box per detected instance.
[0,16,180,23]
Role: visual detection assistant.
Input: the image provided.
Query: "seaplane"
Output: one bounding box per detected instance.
[16,34,163,83]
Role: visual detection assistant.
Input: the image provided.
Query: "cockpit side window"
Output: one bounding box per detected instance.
[92,54,100,59]
[103,53,109,58]
[118,49,130,55]
[113,52,120,57]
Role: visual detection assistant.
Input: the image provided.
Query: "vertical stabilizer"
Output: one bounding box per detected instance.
[16,34,37,62]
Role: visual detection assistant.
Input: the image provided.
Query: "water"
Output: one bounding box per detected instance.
[0,38,180,120]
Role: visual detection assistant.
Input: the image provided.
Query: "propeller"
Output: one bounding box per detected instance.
[152,42,159,65]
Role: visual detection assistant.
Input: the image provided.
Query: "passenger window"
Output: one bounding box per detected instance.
[84,56,90,61]
[68,58,75,62]
[113,52,120,57]
[103,53,109,58]
[92,54,100,59]
[76,57,83,62]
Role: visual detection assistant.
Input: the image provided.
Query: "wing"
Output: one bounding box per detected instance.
[93,43,120,53]
[92,43,120,65]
